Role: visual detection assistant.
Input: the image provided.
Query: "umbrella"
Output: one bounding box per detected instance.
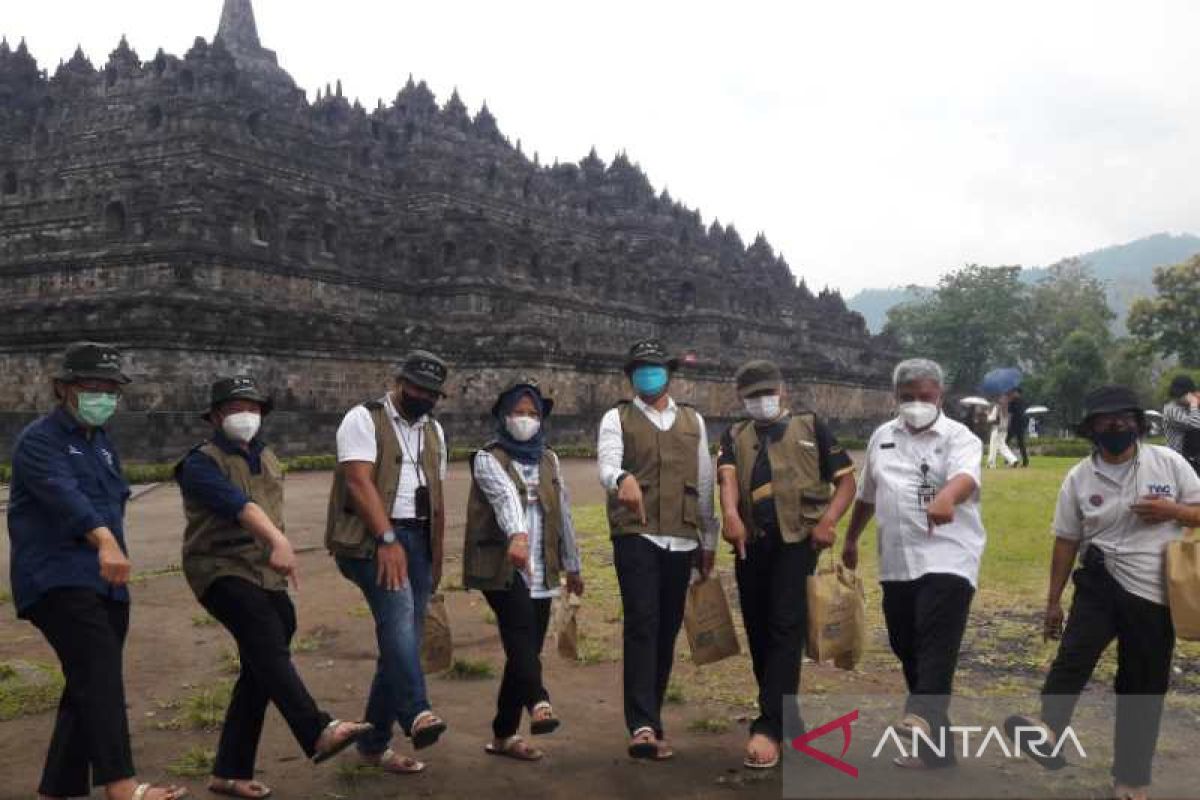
[959,396,990,407]
[1145,410,1164,420]
[980,367,1023,396]
[1026,405,1050,415]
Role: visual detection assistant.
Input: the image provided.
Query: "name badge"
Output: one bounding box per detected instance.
[917,483,936,510]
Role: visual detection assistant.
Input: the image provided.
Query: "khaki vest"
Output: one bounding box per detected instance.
[730,413,832,544]
[325,399,444,559]
[606,401,701,540]
[180,442,288,599]
[463,445,564,592]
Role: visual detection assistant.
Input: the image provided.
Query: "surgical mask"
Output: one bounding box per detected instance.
[505,415,541,442]
[399,391,435,420]
[897,401,940,430]
[744,395,781,422]
[222,411,261,443]
[1094,430,1137,456]
[631,365,669,398]
[76,392,118,427]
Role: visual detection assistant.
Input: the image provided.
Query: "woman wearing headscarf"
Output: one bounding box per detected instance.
[462,379,584,761]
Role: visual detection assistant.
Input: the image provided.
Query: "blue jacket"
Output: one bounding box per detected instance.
[175,431,267,521]
[7,406,131,617]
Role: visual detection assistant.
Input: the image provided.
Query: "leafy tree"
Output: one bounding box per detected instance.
[1128,255,1200,366]
[1106,338,1155,405]
[1021,259,1114,375]
[1041,331,1109,427]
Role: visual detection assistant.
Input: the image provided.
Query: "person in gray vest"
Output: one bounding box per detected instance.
[464,379,584,761]
[325,351,450,775]
[717,360,857,770]
[597,339,719,760]
[1162,374,1200,476]
[176,377,371,798]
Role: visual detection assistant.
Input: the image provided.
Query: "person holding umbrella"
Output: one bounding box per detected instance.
[1005,387,1031,468]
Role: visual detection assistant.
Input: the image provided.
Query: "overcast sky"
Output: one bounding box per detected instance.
[5,0,1200,294]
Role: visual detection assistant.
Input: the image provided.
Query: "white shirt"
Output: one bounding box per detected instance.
[857,413,986,587]
[335,394,448,520]
[1053,443,1200,605]
[473,449,583,599]
[596,396,718,551]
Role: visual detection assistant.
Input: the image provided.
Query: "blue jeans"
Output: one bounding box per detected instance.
[336,523,433,755]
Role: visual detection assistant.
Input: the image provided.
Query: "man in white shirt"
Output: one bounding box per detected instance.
[324,350,450,775]
[1005,385,1200,800]
[843,358,985,769]
[597,339,718,761]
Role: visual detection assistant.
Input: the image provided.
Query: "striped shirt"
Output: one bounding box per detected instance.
[473,449,582,599]
[1162,401,1200,456]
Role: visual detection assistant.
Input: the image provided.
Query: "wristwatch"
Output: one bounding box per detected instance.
[378,528,398,546]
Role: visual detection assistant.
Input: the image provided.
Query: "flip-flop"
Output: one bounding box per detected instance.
[485,735,544,761]
[312,720,372,764]
[209,778,272,798]
[1003,715,1066,771]
[530,702,561,736]
[743,737,780,770]
[133,785,190,800]
[628,729,660,760]
[367,748,426,775]
[410,711,448,750]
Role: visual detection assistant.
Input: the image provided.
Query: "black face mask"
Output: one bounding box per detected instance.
[399,391,435,420]
[1093,430,1137,456]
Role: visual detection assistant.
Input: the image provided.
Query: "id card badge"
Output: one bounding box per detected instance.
[917,483,936,510]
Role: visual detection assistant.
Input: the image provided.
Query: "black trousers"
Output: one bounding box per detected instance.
[1040,563,1174,787]
[612,535,693,737]
[881,573,974,766]
[201,577,332,778]
[483,581,552,739]
[734,527,816,742]
[28,588,136,797]
[1006,427,1029,466]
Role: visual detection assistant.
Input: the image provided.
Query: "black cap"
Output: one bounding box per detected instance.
[55,341,131,385]
[398,350,449,396]
[202,375,273,421]
[1169,374,1196,399]
[735,359,783,399]
[491,376,554,419]
[623,338,679,375]
[1076,385,1143,435]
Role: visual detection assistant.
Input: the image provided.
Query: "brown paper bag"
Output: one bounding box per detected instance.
[683,576,741,666]
[420,593,453,674]
[556,593,582,661]
[806,560,865,670]
[1167,532,1200,641]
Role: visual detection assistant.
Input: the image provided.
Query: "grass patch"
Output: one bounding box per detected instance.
[294,626,334,653]
[166,746,216,778]
[687,716,731,734]
[191,612,217,627]
[444,658,495,680]
[335,761,384,786]
[218,648,241,675]
[348,603,372,619]
[161,680,233,730]
[129,564,183,585]
[0,589,10,606]
[482,608,497,626]
[665,682,686,705]
[0,660,63,720]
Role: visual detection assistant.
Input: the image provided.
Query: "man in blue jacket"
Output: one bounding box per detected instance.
[7,342,186,800]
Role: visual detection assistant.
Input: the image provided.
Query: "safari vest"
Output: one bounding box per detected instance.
[325,399,444,559]
[730,413,832,544]
[606,401,701,540]
[179,442,288,600]
[463,444,564,592]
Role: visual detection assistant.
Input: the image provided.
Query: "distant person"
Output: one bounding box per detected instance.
[7,343,188,800]
[1006,387,1031,467]
[597,339,719,761]
[716,360,856,770]
[986,398,1019,468]
[176,377,371,798]
[325,351,451,775]
[843,358,986,770]
[464,379,584,762]
[1005,386,1200,800]
[1163,375,1200,476]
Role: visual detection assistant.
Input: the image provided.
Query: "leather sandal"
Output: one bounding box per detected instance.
[530,701,561,736]
[312,719,373,764]
[485,734,544,761]
[209,777,272,798]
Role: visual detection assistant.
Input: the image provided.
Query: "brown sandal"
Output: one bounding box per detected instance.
[209,777,272,798]
[312,719,372,764]
[530,701,561,736]
[627,728,659,760]
[743,735,780,770]
[485,735,544,761]
[364,748,426,775]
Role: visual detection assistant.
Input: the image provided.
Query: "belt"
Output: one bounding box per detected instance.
[391,517,429,528]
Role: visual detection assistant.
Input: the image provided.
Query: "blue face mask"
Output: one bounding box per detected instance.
[631,365,669,398]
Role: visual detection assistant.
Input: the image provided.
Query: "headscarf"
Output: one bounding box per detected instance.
[494,384,550,465]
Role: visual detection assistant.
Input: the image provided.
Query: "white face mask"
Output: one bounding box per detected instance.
[222,411,262,443]
[505,415,541,442]
[744,394,781,422]
[897,401,940,430]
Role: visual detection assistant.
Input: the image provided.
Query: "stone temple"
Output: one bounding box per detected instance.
[0,0,896,460]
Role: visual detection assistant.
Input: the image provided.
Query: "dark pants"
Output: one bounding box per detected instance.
[483,580,552,739]
[613,535,693,737]
[881,573,974,766]
[27,588,135,797]
[201,577,332,777]
[1006,427,1029,466]
[734,527,816,742]
[1040,563,1174,787]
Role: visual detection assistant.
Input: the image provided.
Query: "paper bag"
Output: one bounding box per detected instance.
[420,593,453,674]
[1167,532,1200,641]
[806,561,865,670]
[556,593,582,661]
[683,576,741,666]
